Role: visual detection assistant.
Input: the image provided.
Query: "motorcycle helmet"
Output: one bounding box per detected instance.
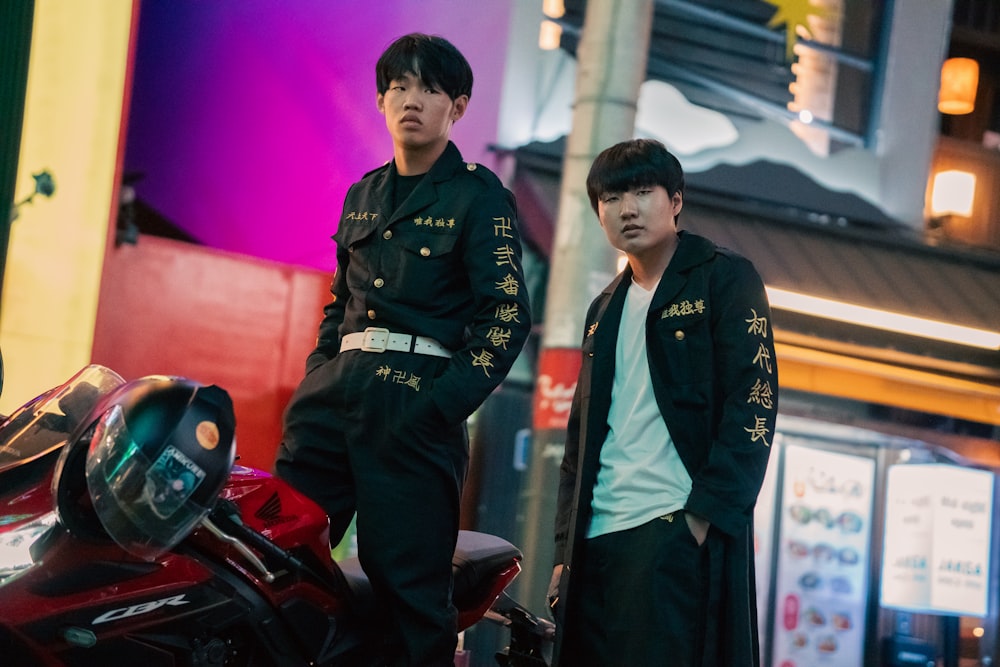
[80,376,236,561]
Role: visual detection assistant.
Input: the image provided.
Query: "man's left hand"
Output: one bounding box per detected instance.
[685,512,710,546]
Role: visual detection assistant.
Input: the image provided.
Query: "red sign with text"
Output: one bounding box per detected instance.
[532,347,582,430]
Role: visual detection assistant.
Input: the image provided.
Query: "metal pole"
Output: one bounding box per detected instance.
[516,0,654,612]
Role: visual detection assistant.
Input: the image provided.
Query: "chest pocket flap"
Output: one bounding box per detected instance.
[396,228,460,258]
[333,220,378,249]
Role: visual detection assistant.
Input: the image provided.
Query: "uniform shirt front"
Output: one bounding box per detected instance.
[307,141,531,426]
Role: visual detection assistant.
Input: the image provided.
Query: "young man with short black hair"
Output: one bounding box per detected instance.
[550,138,776,667]
[275,33,531,666]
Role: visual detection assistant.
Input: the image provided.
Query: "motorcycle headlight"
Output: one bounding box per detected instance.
[0,512,56,582]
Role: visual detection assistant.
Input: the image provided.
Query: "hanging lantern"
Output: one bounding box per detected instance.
[542,0,565,18]
[938,57,979,115]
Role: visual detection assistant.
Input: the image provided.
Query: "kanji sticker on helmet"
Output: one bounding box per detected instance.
[196,420,220,450]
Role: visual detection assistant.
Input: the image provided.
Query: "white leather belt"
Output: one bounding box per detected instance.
[340,327,452,358]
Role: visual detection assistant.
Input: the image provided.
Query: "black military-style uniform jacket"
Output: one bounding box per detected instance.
[307,141,531,426]
[553,231,777,666]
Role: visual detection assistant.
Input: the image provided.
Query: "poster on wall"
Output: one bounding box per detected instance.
[771,444,876,667]
[881,463,995,617]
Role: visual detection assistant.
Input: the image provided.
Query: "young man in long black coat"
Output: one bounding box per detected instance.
[550,139,777,667]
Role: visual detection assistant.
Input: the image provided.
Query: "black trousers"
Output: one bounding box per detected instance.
[274,350,468,667]
[559,513,719,667]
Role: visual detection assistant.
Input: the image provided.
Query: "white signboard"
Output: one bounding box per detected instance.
[771,445,875,667]
[881,464,995,617]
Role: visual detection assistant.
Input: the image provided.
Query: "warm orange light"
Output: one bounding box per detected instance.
[766,287,1000,351]
[538,20,562,50]
[938,57,979,115]
[543,0,565,18]
[930,170,976,218]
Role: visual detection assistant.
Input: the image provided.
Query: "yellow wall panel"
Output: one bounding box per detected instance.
[0,1,135,412]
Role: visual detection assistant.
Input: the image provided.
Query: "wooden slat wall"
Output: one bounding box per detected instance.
[92,235,331,471]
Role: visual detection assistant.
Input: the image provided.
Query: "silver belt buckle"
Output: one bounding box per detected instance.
[360,327,390,352]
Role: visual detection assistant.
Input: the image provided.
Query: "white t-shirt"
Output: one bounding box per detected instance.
[587,278,692,539]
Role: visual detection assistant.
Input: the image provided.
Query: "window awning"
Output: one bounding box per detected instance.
[510,153,1000,424]
[682,195,1000,365]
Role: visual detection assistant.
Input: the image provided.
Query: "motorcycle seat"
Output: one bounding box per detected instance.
[338,530,522,620]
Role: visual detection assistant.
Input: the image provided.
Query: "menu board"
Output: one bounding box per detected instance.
[881,464,995,617]
[771,445,875,667]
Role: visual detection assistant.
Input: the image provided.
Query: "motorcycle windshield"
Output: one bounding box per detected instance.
[0,365,126,474]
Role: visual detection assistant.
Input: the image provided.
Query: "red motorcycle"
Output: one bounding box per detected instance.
[0,363,551,666]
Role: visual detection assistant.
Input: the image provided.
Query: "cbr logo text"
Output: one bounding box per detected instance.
[92,594,190,625]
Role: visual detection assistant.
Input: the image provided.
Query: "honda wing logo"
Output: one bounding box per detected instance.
[254,491,295,528]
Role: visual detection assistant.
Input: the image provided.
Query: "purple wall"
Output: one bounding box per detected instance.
[124,0,513,270]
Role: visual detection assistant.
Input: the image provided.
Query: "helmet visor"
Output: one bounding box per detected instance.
[85,405,213,560]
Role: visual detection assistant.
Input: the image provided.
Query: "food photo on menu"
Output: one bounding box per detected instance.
[771,444,875,667]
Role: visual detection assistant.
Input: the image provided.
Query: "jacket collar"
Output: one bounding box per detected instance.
[381,141,464,223]
[601,231,716,306]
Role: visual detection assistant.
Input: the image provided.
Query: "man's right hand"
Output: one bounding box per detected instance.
[547,564,564,619]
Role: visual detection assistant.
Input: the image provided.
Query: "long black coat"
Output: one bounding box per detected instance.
[553,231,778,666]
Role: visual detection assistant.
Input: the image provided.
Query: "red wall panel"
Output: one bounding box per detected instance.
[92,236,330,470]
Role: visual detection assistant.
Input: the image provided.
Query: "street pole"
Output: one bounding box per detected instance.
[516,0,654,612]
